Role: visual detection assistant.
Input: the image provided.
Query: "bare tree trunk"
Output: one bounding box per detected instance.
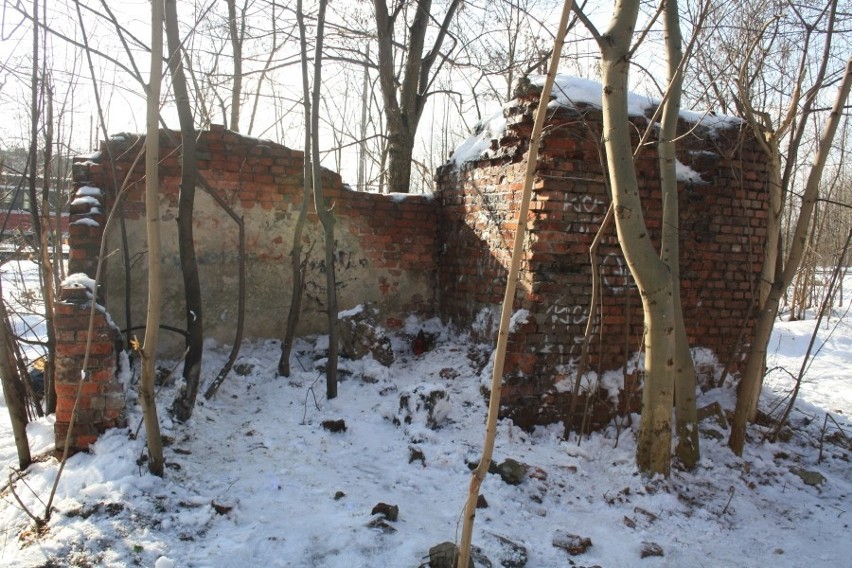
[310,0,338,399]
[27,0,40,244]
[658,0,699,470]
[141,0,166,477]
[372,0,461,193]
[758,162,784,308]
[226,0,243,132]
[596,0,675,476]
[165,0,204,422]
[386,126,417,194]
[357,43,370,192]
[39,76,57,415]
[0,282,31,470]
[278,0,314,378]
[26,0,58,414]
[457,3,574,566]
[730,57,852,455]
[769,229,851,441]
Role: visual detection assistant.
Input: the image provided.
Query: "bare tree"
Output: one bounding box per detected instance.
[456,0,560,105]
[313,0,339,399]
[730,54,852,454]
[278,0,317,378]
[140,0,166,477]
[0,278,31,470]
[291,0,339,398]
[22,0,59,415]
[692,0,852,455]
[658,0,700,469]
[373,0,462,193]
[226,0,245,131]
[165,0,204,422]
[573,0,704,475]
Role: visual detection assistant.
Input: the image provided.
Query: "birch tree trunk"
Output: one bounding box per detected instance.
[140,0,165,476]
[658,0,699,469]
[598,0,675,476]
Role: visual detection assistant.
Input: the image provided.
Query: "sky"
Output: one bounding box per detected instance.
[0,0,658,192]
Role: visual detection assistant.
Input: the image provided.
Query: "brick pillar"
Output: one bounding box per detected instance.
[54,281,126,455]
[67,167,106,280]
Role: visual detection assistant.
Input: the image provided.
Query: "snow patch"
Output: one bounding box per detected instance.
[679,108,741,130]
[600,369,626,401]
[62,273,97,295]
[472,305,499,337]
[451,111,507,167]
[338,304,365,319]
[675,159,706,184]
[535,74,655,116]
[509,309,530,333]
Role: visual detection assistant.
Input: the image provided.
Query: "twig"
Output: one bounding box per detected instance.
[301,373,324,425]
[721,486,735,515]
[7,471,43,527]
[567,204,613,437]
[818,413,829,464]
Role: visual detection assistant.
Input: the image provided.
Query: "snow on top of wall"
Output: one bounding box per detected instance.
[71,218,100,228]
[679,108,740,130]
[451,112,508,167]
[389,192,435,202]
[77,186,103,197]
[449,74,740,167]
[71,195,102,207]
[532,74,655,116]
[77,152,102,162]
[62,272,97,294]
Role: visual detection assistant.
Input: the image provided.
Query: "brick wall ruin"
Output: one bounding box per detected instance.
[56,86,769,448]
[56,127,438,451]
[70,125,437,351]
[54,280,126,454]
[436,90,769,428]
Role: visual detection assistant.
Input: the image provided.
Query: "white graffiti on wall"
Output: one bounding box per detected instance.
[545,303,590,326]
[565,195,607,214]
[601,252,630,294]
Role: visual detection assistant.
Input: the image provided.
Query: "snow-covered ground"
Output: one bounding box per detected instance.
[0,261,850,567]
